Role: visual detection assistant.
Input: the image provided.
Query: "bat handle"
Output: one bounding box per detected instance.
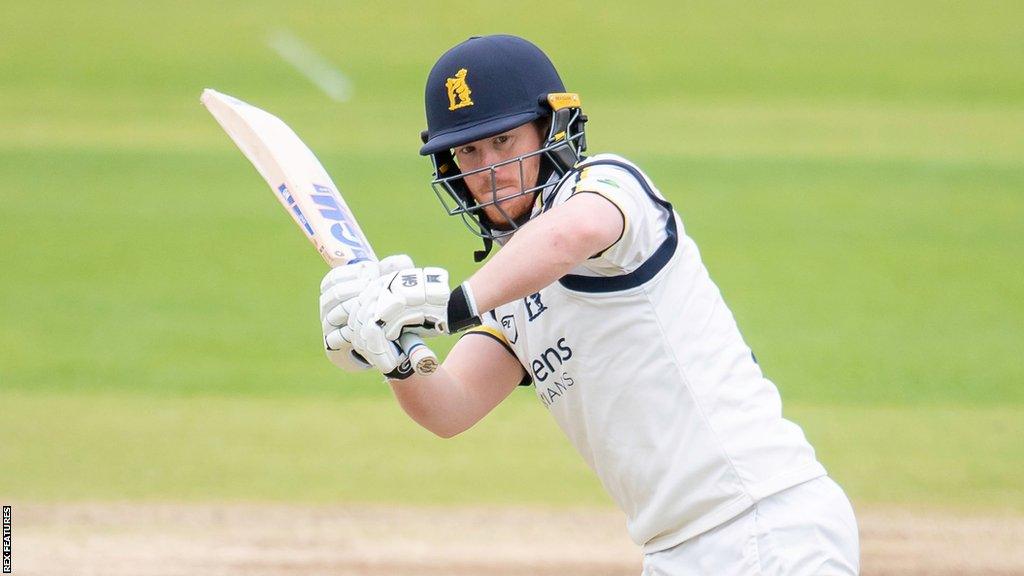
[398,332,439,375]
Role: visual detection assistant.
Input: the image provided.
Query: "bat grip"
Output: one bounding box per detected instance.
[398,332,439,375]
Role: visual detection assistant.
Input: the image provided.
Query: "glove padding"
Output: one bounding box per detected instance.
[342,267,450,377]
[375,268,451,340]
[319,254,414,372]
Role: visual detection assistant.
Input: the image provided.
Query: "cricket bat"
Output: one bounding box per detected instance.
[200,88,438,375]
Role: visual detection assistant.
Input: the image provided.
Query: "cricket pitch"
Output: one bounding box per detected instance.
[8,503,1024,575]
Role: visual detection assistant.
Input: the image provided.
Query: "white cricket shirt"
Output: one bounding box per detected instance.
[469,154,826,553]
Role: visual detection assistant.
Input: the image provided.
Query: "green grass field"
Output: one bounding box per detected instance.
[1,1,1022,512]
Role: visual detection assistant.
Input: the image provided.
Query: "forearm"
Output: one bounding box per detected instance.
[388,334,523,438]
[467,193,622,313]
[467,221,579,313]
[388,367,479,438]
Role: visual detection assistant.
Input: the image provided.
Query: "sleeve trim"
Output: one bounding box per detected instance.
[558,158,678,294]
[460,328,532,387]
[462,326,513,356]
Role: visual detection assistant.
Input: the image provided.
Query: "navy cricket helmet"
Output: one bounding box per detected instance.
[419,35,587,259]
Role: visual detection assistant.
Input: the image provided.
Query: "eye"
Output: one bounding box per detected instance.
[494,135,510,145]
[456,145,475,156]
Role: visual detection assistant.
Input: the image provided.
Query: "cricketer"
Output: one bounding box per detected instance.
[319,35,860,575]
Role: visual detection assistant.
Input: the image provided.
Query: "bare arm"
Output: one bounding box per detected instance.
[468,192,624,314]
[389,333,525,438]
[388,193,621,437]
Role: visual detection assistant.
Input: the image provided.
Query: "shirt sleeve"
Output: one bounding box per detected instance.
[568,162,670,275]
[460,311,532,386]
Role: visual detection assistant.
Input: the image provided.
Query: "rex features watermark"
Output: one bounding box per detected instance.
[2,505,10,574]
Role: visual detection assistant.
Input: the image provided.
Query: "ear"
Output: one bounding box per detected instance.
[534,118,551,140]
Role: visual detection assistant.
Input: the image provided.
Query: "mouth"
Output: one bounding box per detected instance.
[475,185,517,204]
[496,183,525,196]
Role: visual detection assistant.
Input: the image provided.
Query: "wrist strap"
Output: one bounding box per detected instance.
[447,282,482,333]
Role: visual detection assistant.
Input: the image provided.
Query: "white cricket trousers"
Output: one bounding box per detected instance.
[641,476,859,575]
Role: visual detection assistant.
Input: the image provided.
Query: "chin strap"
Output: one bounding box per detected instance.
[473,237,493,262]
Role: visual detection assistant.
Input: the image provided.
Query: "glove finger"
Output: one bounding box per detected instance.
[358,276,386,306]
[422,310,448,333]
[337,325,356,346]
[423,267,451,305]
[379,254,415,275]
[325,346,371,372]
[320,280,370,312]
[383,311,427,342]
[422,266,449,285]
[325,329,349,351]
[320,261,379,292]
[397,268,425,305]
[375,288,408,326]
[325,302,351,329]
[324,327,372,372]
[377,340,407,374]
[320,269,388,319]
[401,325,444,338]
[359,323,390,356]
[397,270,427,307]
[353,296,379,331]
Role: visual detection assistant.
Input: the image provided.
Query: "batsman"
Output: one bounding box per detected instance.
[320,35,860,574]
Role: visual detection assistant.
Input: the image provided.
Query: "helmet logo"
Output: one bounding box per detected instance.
[445,68,474,111]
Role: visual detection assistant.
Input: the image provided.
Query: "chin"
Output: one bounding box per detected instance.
[484,212,515,230]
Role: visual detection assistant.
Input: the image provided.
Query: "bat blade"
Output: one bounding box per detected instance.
[201,88,437,375]
[201,88,374,267]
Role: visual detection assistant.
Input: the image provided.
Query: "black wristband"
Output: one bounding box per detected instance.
[447,283,482,333]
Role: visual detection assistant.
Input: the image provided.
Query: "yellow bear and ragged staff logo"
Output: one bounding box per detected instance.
[446,68,474,111]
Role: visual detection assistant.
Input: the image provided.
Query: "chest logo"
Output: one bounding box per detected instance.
[446,68,474,111]
[501,314,518,345]
[525,292,548,321]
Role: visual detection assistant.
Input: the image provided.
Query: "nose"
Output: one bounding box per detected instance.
[478,146,508,169]
[468,149,516,187]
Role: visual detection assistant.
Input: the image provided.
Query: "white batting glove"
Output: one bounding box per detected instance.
[346,266,482,341]
[374,268,452,340]
[341,281,412,377]
[339,267,451,380]
[319,254,414,372]
[340,266,484,379]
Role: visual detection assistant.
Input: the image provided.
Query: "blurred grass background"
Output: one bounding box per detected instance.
[1,1,1022,511]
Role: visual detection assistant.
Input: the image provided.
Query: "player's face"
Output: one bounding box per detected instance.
[453,122,545,229]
